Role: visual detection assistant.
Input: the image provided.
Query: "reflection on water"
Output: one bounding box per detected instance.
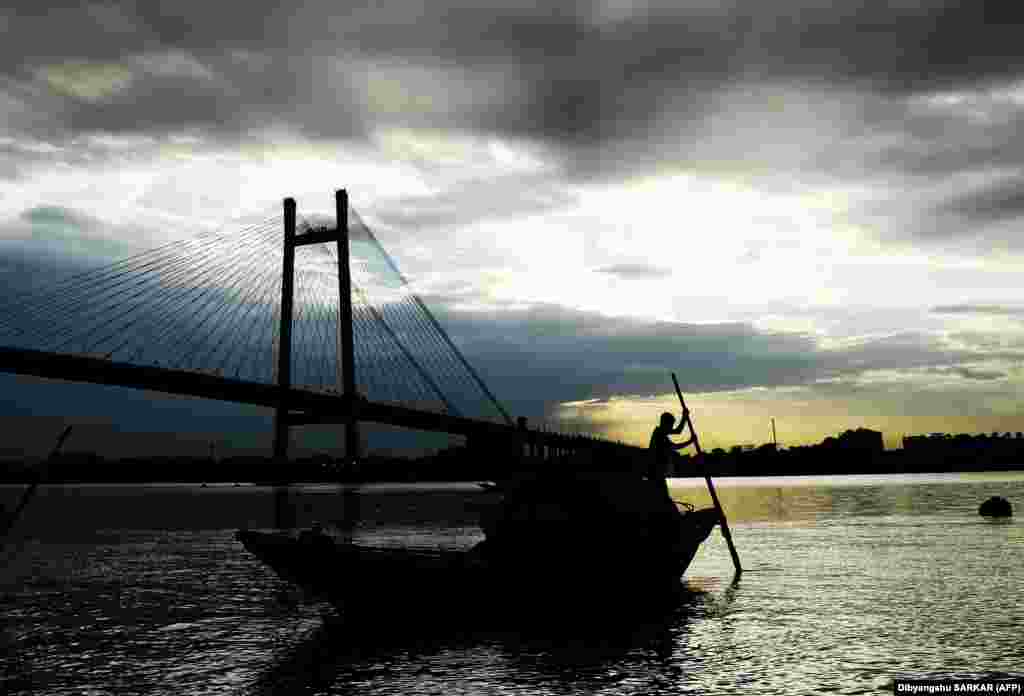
[2,475,1023,695]
[252,588,709,696]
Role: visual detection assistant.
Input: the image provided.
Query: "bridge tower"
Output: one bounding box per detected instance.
[273,190,359,474]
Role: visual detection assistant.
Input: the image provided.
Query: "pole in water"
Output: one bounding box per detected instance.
[671,373,742,577]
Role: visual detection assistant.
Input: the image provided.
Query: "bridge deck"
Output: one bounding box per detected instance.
[0,346,641,461]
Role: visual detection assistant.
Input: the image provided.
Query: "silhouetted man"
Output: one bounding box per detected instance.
[648,411,694,509]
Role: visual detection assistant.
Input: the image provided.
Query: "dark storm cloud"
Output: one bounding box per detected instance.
[319,1,1024,144]
[937,178,1024,224]
[0,4,366,141]
[813,332,990,382]
[764,2,1024,95]
[4,1,1024,155]
[431,300,818,416]
[43,51,366,141]
[4,1,1024,251]
[873,109,1024,180]
[421,299,997,418]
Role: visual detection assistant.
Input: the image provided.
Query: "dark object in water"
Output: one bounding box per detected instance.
[236,471,719,618]
[979,496,1012,517]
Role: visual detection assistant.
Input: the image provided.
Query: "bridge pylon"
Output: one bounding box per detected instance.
[273,190,359,477]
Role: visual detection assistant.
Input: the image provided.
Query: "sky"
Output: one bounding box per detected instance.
[3,1,1024,457]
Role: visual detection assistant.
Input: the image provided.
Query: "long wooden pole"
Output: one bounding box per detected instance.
[671,373,742,576]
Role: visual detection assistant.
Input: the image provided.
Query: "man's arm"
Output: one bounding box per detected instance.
[671,409,690,434]
[672,436,695,450]
[671,411,694,448]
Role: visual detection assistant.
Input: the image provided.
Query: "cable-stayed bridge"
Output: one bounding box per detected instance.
[0,190,642,473]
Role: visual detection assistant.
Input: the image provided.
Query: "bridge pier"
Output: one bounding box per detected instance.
[335,189,360,474]
[273,197,296,468]
[273,191,361,527]
[272,197,297,529]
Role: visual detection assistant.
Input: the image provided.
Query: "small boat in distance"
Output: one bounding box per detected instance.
[236,470,720,619]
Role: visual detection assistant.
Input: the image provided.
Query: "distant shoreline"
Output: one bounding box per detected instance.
[2,463,1022,485]
[2,471,1023,487]
[2,441,1022,484]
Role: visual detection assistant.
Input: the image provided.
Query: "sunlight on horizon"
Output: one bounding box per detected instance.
[555,379,1024,451]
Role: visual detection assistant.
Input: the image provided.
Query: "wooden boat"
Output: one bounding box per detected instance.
[477,471,719,583]
[237,470,719,618]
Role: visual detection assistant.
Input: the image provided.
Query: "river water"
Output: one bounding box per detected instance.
[2,474,1022,695]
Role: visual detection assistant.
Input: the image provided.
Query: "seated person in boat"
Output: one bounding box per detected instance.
[648,410,695,507]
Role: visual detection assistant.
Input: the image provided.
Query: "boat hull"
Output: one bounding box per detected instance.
[236,507,719,617]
